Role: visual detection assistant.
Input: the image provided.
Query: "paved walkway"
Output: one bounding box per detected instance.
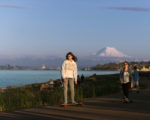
[0,89,150,120]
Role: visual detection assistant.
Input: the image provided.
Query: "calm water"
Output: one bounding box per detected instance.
[0,70,119,88]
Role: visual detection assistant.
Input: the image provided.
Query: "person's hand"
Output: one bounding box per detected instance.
[75,81,77,85]
[120,80,123,84]
[64,78,67,83]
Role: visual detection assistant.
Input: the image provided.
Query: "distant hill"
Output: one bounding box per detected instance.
[0,56,64,68]
[0,47,148,68]
[91,61,150,71]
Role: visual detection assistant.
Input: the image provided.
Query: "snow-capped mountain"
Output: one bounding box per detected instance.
[96,47,129,58]
[0,47,147,68]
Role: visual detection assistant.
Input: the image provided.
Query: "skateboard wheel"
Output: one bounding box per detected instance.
[64,105,68,108]
[81,104,84,107]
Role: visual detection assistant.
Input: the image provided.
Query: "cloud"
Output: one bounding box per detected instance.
[0,4,33,9]
[101,6,150,12]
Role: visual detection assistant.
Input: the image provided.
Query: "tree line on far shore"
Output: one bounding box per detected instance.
[90,61,150,71]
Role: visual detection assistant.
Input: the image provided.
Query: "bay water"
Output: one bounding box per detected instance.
[0,70,119,88]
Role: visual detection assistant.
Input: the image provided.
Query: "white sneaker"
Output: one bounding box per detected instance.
[72,101,78,104]
[124,98,129,103]
[63,102,67,105]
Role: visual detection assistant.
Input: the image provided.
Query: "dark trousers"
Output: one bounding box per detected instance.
[122,82,130,98]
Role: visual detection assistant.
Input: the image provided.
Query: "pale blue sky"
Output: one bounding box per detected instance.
[0,0,150,58]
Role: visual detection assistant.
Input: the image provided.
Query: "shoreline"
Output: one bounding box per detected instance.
[0,71,149,90]
[0,70,119,89]
[0,73,119,90]
[1,71,149,90]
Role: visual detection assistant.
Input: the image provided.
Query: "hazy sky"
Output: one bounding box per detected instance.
[0,0,150,58]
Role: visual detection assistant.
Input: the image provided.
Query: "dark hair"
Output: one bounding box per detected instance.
[124,61,129,65]
[134,66,137,70]
[66,52,77,62]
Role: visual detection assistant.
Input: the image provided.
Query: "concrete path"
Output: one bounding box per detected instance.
[0,89,150,120]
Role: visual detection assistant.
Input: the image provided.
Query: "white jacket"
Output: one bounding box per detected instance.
[61,60,78,82]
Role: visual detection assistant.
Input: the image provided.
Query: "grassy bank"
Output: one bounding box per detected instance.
[0,72,149,111]
[139,72,150,89]
[80,74,121,98]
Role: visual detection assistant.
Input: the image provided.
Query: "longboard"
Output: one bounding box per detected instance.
[60,103,84,108]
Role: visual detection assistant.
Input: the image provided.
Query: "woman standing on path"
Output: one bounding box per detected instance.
[120,61,132,103]
[61,52,78,104]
